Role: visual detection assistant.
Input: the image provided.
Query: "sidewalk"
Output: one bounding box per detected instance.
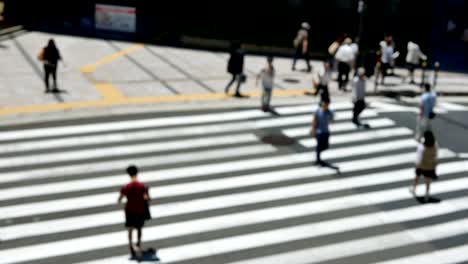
[1,30,467,121]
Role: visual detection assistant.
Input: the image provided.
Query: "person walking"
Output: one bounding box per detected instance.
[310,99,335,167]
[352,67,369,128]
[118,165,151,258]
[406,40,427,84]
[292,22,311,72]
[410,131,438,202]
[225,42,245,97]
[378,35,395,85]
[256,56,275,111]
[38,39,62,93]
[313,61,331,104]
[334,38,355,91]
[416,83,437,140]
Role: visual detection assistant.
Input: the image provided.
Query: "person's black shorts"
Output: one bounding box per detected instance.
[125,213,145,228]
[407,63,418,73]
[316,133,330,152]
[415,168,438,180]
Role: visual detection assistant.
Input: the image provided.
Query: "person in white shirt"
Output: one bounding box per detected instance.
[292,22,311,72]
[416,83,437,140]
[256,56,275,112]
[410,130,438,202]
[335,38,355,91]
[378,35,397,85]
[406,41,427,84]
[313,61,331,103]
[352,68,369,128]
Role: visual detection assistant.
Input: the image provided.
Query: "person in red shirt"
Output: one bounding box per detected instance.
[118,165,150,258]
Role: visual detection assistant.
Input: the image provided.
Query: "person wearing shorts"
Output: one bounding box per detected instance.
[410,131,438,202]
[118,165,150,257]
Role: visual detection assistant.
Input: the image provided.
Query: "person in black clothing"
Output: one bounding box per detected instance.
[225,42,245,97]
[39,39,62,93]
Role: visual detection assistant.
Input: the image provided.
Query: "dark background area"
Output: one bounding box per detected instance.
[2,0,467,71]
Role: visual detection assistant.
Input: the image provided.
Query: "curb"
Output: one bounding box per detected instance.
[0,25,24,38]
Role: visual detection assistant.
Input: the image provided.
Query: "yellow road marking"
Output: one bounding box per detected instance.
[79,43,144,74]
[0,89,313,116]
[94,83,125,100]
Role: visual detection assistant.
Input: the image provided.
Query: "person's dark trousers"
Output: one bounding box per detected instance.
[380,63,390,84]
[315,84,330,103]
[337,62,350,90]
[44,64,57,92]
[352,99,366,125]
[316,132,330,164]
[292,47,311,72]
[225,74,241,95]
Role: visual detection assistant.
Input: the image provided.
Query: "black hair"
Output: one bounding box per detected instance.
[267,56,274,63]
[424,83,431,92]
[126,165,138,177]
[423,131,435,147]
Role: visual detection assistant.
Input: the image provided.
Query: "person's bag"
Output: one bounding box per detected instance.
[240,73,247,83]
[37,48,45,61]
[143,200,151,220]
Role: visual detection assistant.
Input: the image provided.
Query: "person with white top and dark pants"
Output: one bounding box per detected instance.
[256,56,275,111]
[378,35,395,85]
[406,41,427,84]
[352,67,369,128]
[416,83,437,140]
[335,38,355,91]
[313,61,331,104]
[411,130,438,202]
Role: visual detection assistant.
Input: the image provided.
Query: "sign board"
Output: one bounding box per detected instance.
[95,4,136,33]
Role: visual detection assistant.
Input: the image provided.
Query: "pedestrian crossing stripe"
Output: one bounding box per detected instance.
[0,101,354,142]
[0,102,467,264]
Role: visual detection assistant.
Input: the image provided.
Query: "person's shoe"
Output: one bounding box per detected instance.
[292,67,296,72]
[234,92,242,98]
[45,89,50,93]
[52,89,59,93]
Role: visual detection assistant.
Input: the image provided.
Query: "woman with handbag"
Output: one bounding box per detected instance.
[118,165,151,259]
[38,39,62,93]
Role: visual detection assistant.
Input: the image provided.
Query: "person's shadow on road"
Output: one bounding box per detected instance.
[130,248,160,262]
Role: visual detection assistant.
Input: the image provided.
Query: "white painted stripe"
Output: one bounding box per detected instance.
[3,163,468,264]
[376,244,468,264]
[438,102,468,111]
[0,144,275,184]
[372,101,448,114]
[300,127,413,147]
[0,139,416,202]
[372,101,419,113]
[221,217,468,264]
[0,110,268,142]
[82,195,468,264]
[275,102,353,115]
[459,153,468,159]
[0,149,455,240]
[283,118,395,138]
[3,157,465,244]
[0,111,377,155]
[0,134,259,169]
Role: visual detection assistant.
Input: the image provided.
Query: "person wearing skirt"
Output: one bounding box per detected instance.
[410,131,438,202]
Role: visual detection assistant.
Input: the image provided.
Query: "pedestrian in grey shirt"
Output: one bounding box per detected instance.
[352,68,369,128]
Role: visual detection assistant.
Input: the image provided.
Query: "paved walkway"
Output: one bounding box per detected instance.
[1,30,468,118]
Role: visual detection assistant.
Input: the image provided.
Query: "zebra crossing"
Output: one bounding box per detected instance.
[0,101,468,264]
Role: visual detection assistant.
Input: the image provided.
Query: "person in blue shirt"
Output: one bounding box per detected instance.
[416,83,437,140]
[310,99,334,166]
